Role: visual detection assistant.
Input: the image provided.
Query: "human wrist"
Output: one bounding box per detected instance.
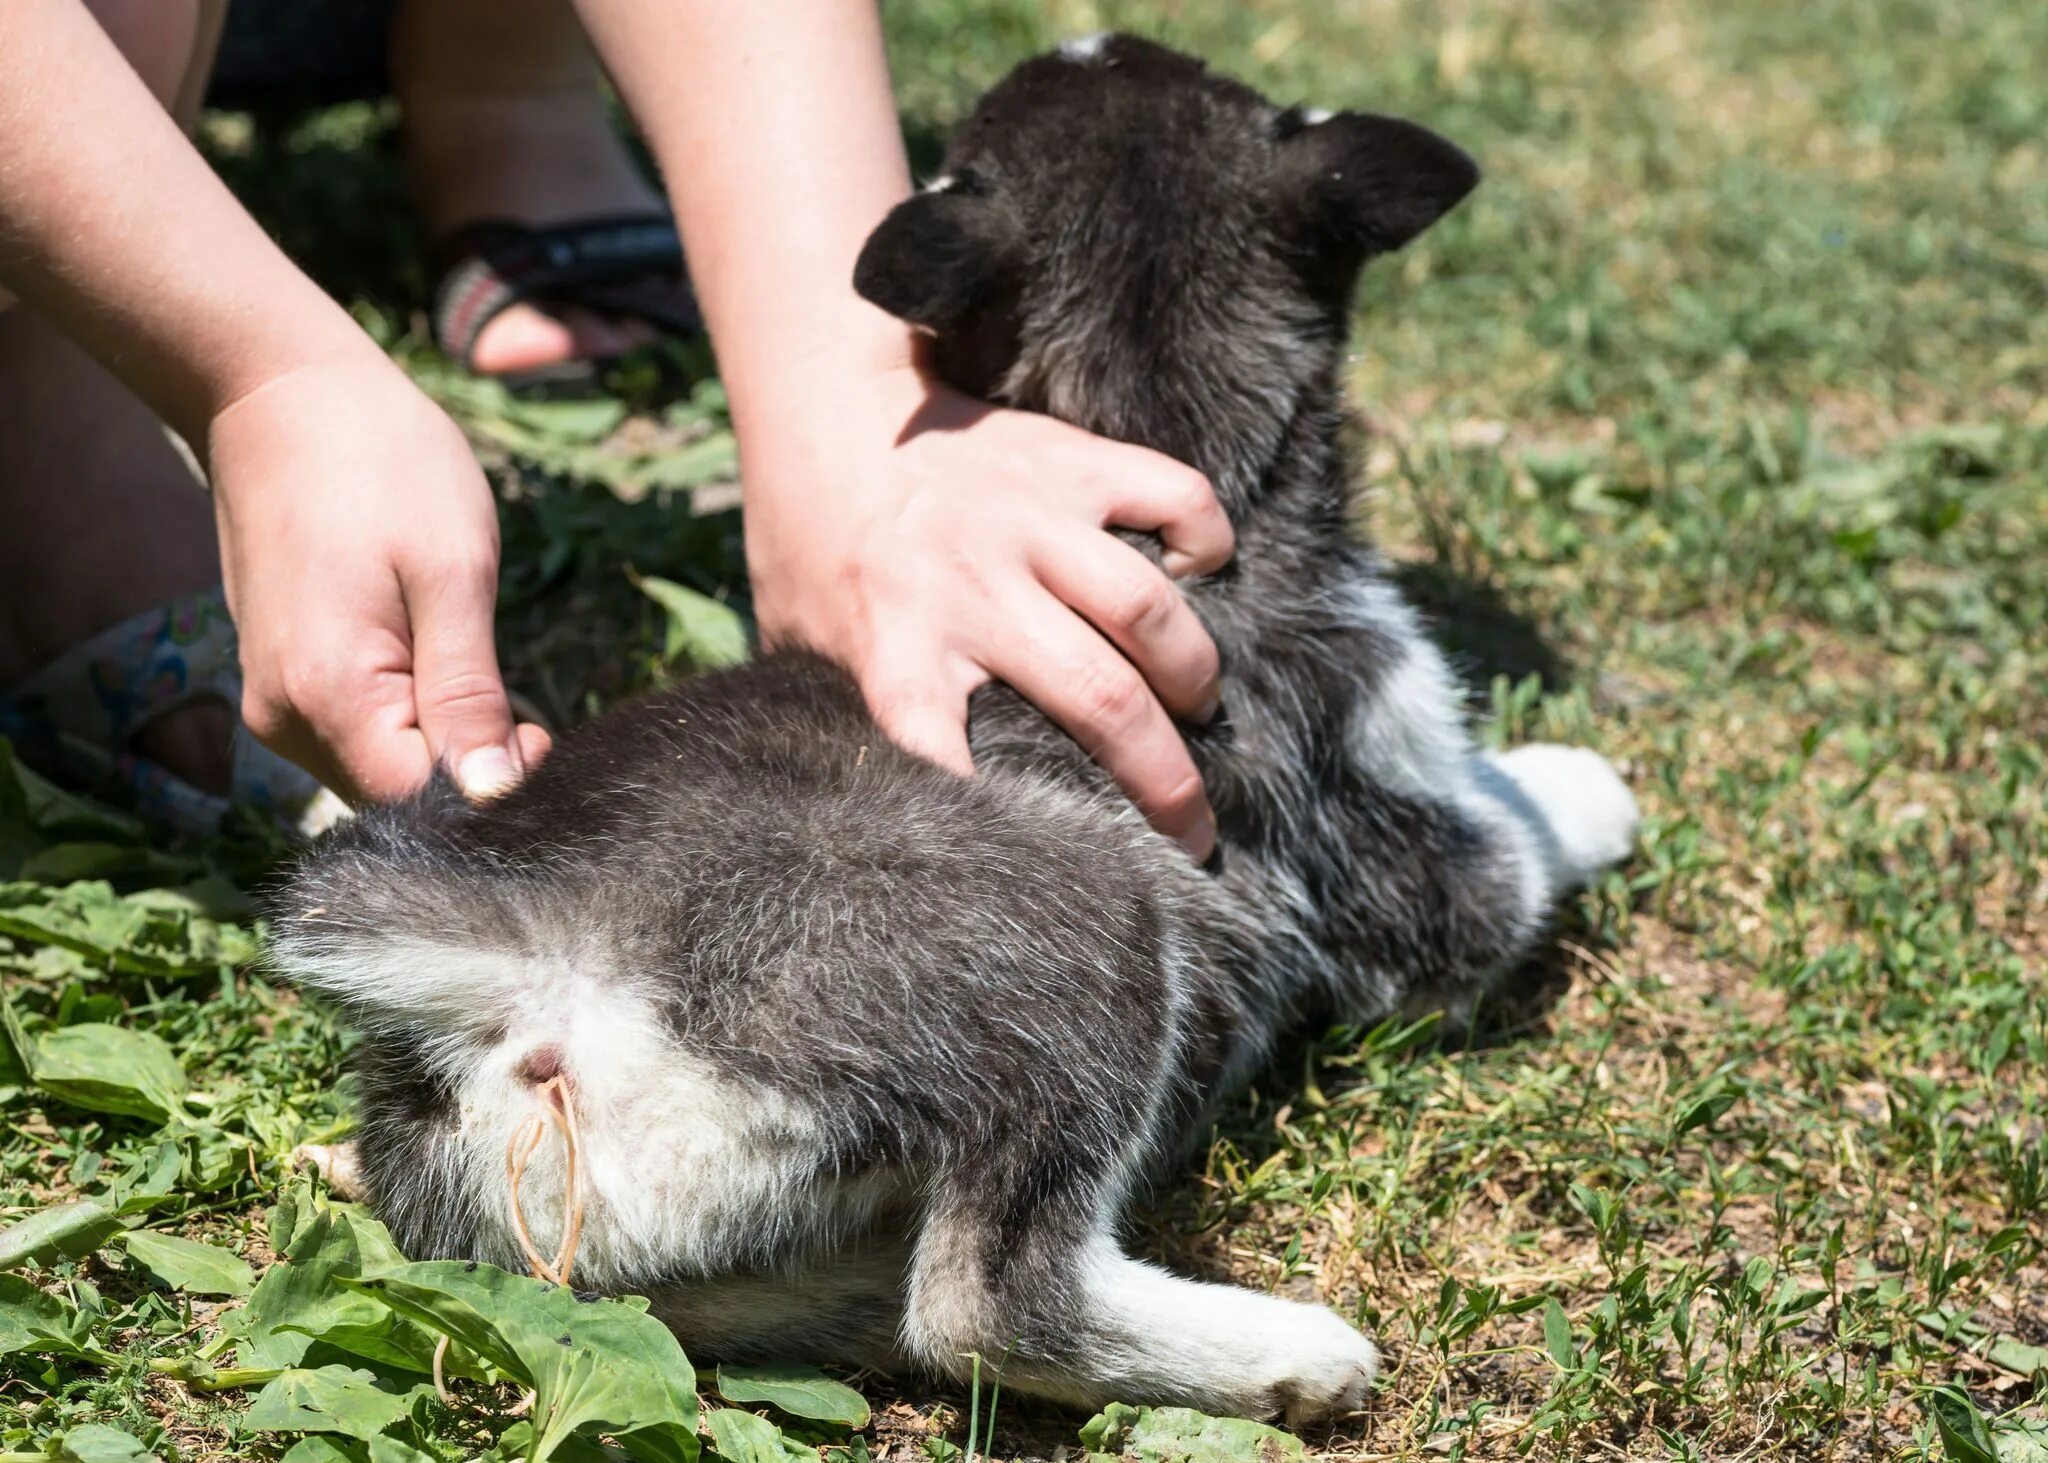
[725,322,927,473]
[179,300,395,443]
[200,344,446,496]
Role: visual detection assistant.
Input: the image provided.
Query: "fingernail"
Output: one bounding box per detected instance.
[1162,550,1198,579]
[1178,811,1217,863]
[458,746,518,800]
[1193,690,1222,725]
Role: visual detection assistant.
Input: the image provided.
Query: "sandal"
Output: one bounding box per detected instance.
[0,588,348,839]
[429,213,703,383]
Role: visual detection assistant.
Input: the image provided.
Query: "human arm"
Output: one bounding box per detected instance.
[573,0,1231,858]
[0,0,541,800]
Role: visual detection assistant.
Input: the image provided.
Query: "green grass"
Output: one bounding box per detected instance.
[4,0,2045,1459]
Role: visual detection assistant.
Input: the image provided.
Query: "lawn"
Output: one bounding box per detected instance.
[3,0,2045,1459]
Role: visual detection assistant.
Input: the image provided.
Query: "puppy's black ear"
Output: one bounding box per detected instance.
[1277,111,1479,266]
[853,183,1020,332]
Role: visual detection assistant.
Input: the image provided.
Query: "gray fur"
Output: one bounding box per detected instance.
[269,36,1637,1423]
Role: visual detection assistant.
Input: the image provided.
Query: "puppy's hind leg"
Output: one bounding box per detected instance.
[904,1165,1377,1426]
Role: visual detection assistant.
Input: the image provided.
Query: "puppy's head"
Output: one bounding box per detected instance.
[854,34,1478,468]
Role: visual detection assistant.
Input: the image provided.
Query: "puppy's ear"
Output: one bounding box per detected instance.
[854,181,1020,332]
[1277,111,1479,266]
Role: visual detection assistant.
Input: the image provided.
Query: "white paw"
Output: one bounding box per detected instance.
[1258,1302,1380,1427]
[1485,743,1639,887]
[290,1140,366,1201]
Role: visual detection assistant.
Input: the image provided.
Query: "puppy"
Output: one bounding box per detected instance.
[271,35,1637,1424]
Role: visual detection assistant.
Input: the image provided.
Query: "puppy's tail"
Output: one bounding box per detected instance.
[264,773,576,1032]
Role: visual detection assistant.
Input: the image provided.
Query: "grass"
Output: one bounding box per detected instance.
[3,0,2045,1459]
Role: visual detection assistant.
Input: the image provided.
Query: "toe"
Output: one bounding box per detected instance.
[466,303,584,377]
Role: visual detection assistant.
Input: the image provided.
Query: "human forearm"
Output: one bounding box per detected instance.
[572,2,1229,856]
[570,0,916,433]
[0,0,379,441]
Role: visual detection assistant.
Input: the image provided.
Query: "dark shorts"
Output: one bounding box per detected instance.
[209,0,399,108]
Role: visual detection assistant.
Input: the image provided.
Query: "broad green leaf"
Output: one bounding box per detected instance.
[342,1260,698,1463]
[366,1439,442,1463]
[717,1363,869,1427]
[54,1424,159,1463]
[1988,1336,2048,1379]
[0,1198,125,1269]
[280,1440,366,1463]
[626,432,739,494]
[0,979,33,1081]
[0,878,254,976]
[631,572,749,669]
[18,843,192,886]
[1541,1298,1577,1369]
[0,735,144,847]
[0,1272,113,1363]
[1920,1310,2048,1379]
[30,1022,188,1124]
[1077,1404,1305,1463]
[120,1231,255,1297]
[705,1408,819,1463]
[279,1432,442,1463]
[106,1139,187,1212]
[487,1424,629,1463]
[1993,1420,2048,1463]
[242,1365,416,1442]
[1671,1086,1738,1137]
[1926,1385,1999,1463]
[235,1209,441,1373]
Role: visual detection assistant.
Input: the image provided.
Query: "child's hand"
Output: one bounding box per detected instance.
[743,362,1232,861]
[204,356,549,804]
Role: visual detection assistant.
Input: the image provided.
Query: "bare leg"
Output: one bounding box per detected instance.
[0,0,231,790]
[391,0,671,375]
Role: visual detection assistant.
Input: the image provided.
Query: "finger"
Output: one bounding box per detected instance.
[865,663,976,777]
[514,722,553,769]
[1033,532,1221,724]
[1093,450,1234,579]
[241,705,357,805]
[405,555,524,799]
[243,657,431,806]
[327,714,436,805]
[985,601,1215,860]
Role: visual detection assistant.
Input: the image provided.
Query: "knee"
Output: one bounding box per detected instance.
[82,0,211,113]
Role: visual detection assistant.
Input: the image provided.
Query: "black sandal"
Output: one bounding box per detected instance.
[429,213,703,382]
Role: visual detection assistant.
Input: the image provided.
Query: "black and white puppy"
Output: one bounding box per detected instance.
[271,35,1637,1424]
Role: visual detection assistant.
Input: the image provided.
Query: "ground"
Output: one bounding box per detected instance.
[2,0,2045,1460]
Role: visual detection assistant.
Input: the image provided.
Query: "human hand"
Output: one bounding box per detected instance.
[203,355,550,803]
[743,362,1233,859]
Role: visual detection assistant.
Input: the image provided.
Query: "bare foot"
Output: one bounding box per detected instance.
[393,0,674,377]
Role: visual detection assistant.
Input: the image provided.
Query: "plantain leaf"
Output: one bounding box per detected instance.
[234,1208,440,1373]
[29,1022,188,1124]
[1542,1297,1577,1369]
[342,1260,698,1462]
[120,1230,256,1297]
[705,1408,819,1463]
[0,1198,125,1269]
[53,1424,159,1463]
[242,1365,417,1442]
[1077,1404,1305,1463]
[0,1272,114,1363]
[716,1363,869,1428]
[630,573,749,670]
[1926,1385,1999,1463]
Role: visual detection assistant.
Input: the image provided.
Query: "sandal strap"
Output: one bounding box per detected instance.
[430,213,694,369]
[0,588,340,838]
